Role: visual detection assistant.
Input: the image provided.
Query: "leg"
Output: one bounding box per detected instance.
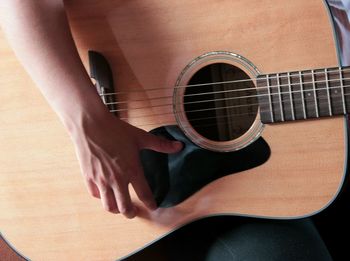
[124,216,332,261]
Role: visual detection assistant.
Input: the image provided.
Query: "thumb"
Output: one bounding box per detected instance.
[139,131,183,153]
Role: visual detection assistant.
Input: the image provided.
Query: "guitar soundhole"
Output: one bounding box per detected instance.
[184,63,258,142]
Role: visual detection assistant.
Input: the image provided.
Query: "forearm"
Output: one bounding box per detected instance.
[0,0,182,217]
[0,0,108,131]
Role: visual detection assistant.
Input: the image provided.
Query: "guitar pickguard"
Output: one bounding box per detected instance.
[141,125,271,207]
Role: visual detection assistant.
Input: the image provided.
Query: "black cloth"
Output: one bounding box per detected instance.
[123,216,332,261]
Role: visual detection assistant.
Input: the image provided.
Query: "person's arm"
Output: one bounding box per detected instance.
[0,0,182,218]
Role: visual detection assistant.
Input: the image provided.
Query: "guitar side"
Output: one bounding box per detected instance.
[0,0,347,260]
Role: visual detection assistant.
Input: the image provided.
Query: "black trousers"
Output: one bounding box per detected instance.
[124,216,332,261]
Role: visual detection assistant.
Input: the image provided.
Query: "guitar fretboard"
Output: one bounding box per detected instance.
[257,66,350,123]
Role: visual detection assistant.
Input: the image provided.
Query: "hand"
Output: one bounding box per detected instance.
[71,112,183,218]
[0,0,184,220]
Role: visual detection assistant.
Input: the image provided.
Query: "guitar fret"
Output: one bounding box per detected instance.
[325,68,332,116]
[344,69,350,113]
[266,75,274,123]
[279,72,293,121]
[276,73,284,121]
[311,70,319,117]
[302,70,318,118]
[289,72,304,120]
[287,72,295,120]
[339,67,346,114]
[269,74,284,122]
[329,67,344,115]
[299,71,307,119]
[256,75,273,123]
[257,66,350,124]
[314,68,330,117]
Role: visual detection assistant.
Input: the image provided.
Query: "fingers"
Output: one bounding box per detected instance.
[89,161,137,218]
[98,185,119,214]
[94,172,136,218]
[79,122,170,218]
[139,131,183,154]
[130,163,157,211]
[112,180,136,219]
[85,179,100,198]
[89,162,155,218]
[89,181,134,218]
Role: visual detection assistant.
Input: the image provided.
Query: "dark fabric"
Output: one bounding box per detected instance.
[123,216,332,261]
[141,126,270,207]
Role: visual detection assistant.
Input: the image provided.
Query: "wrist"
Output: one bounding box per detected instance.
[56,85,112,138]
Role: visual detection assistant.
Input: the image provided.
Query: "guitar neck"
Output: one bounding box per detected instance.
[257,66,350,123]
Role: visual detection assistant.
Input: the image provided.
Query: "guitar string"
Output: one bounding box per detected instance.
[110,90,350,125]
[180,110,347,130]
[103,77,350,109]
[121,94,347,120]
[116,93,342,122]
[102,74,350,102]
[114,94,350,129]
[128,102,347,129]
[99,67,350,97]
[106,83,350,115]
[133,103,349,129]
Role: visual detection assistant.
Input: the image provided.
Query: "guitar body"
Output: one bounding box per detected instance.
[0,0,347,260]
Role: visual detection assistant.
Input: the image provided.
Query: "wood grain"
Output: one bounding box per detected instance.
[0,0,346,260]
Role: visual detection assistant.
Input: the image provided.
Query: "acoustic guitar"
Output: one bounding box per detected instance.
[0,0,348,260]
